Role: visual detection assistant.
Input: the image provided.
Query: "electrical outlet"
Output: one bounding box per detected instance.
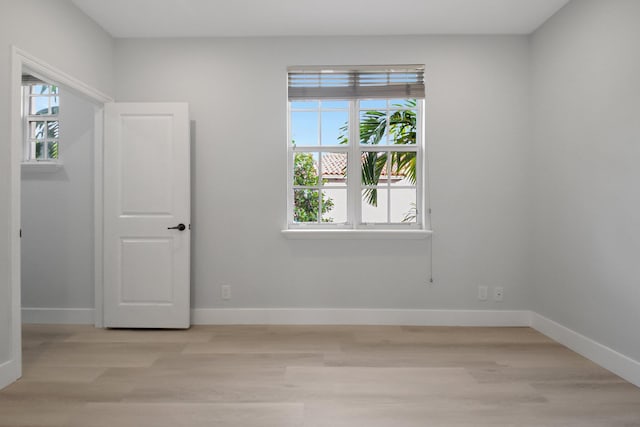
[494,287,504,302]
[478,286,488,301]
[221,285,231,300]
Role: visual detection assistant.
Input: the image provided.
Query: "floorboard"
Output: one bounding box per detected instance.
[1,324,639,426]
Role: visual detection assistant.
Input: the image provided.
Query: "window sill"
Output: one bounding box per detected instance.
[21,162,63,173]
[281,229,433,240]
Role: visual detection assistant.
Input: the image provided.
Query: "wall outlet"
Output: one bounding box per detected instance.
[221,285,231,300]
[494,286,504,302]
[477,286,488,301]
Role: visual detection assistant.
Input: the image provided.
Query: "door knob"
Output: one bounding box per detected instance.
[168,223,186,231]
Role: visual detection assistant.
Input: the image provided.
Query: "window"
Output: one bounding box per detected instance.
[22,75,60,162]
[287,66,425,230]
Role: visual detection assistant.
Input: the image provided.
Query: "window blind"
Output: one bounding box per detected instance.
[288,66,425,100]
[22,74,46,85]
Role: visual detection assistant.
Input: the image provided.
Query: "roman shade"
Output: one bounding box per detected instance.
[22,74,46,85]
[288,65,425,100]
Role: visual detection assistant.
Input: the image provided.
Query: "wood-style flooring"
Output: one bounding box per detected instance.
[1,324,639,426]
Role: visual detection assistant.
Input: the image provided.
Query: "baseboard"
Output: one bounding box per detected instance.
[15,307,640,388]
[0,359,18,390]
[191,308,532,326]
[21,307,94,324]
[531,313,640,388]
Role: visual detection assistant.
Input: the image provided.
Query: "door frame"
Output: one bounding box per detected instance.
[8,46,113,383]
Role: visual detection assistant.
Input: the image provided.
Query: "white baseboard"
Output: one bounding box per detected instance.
[21,308,94,324]
[191,308,532,326]
[531,313,640,388]
[0,359,18,390]
[14,307,640,389]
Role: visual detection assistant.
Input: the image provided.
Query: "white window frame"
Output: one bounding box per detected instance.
[286,98,425,231]
[22,82,61,165]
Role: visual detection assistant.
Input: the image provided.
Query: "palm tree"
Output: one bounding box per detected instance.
[340,99,417,206]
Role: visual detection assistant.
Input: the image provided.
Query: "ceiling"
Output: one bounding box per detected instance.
[71,0,570,38]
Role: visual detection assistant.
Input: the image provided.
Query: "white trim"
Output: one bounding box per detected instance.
[531,313,640,388]
[93,108,104,328]
[191,308,531,326]
[21,161,64,173]
[21,308,95,325]
[281,229,433,239]
[9,45,24,389]
[9,46,113,389]
[0,359,19,390]
[16,47,112,105]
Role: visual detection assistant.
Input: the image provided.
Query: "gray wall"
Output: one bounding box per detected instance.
[21,89,95,309]
[531,0,640,361]
[115,36,532,310]
[0,0,113,368]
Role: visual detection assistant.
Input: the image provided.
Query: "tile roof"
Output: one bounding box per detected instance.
[321,152,347,177]
[319,152,405,178]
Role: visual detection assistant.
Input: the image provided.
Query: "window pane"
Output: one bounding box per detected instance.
[47,121,59,138]
[359,110,387,145]
[321,152,347,184]
[389,151,417,183]
[290,101,318,110]
[360,99,387,110]
[287,96,422,228]
[361,151,388,186]
[321,100,348,109]
[322,188,346,223]
[291,111,318,146]
[361,188,388,223]
[31,96,49,115]
[293,152,319,186]
[389,111,417,146]
[390,99,414,108]
[30,85,49,95]
[51,95,60,110]
[47,141,59,160]
[50,85,59,94]
[321,111,348,146]
[390,188,417,223]
[30,121,46,139]
[294,189,320,223]
[34,141,45,159]
[359,99,418,146]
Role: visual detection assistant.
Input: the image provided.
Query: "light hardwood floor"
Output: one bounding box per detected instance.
[1,324,639,426]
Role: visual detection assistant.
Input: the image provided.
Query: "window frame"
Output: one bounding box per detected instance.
[22,83,61,164]
[286,98,425,231]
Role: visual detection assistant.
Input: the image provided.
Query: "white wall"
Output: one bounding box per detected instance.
[0,0,113,376]
[114,36,531,311]
[21,88,95,310]
[531,0,640,361]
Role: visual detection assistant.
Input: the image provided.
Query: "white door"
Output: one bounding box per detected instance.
[103,103,190,328]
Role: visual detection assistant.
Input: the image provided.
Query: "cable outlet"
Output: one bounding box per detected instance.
[221,285,231,300]
[477,286,488,301]
[494,287,504,302]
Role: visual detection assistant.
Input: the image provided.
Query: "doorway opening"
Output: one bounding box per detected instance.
[7,47,112,386]
[20,76,96,325]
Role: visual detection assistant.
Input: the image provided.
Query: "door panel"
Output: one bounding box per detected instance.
[120,239,174,304]
[120,115,173,215]
[104,103,190,328]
